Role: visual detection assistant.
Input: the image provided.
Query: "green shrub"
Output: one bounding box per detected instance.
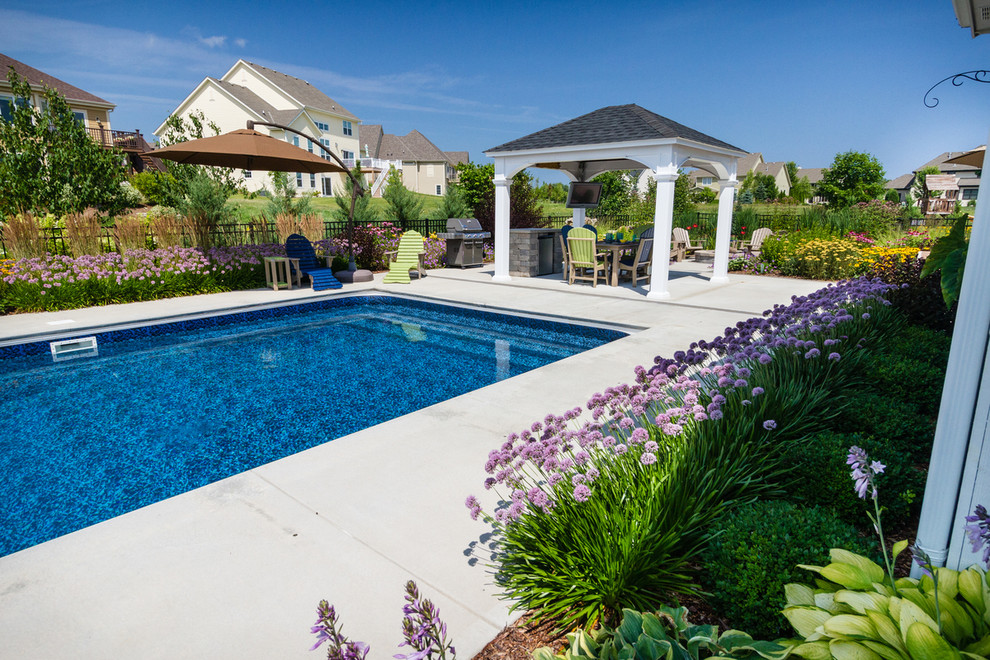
[834,393,935,464]
[701,499,875,640]
[867,254,955,333]
[782,431,925,530]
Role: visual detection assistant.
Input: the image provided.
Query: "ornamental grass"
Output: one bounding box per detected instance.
[467,278,900,632]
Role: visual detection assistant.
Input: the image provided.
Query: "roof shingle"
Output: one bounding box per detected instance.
[486,104,744,153]
[243,61,358,120]
[0,52,112,106]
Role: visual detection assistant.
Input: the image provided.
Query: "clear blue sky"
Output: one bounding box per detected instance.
[1,1,987,182]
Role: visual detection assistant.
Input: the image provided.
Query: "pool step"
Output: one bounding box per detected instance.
[50,336,99,362]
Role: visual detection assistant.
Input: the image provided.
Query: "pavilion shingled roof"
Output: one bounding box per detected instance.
[486,104,744,154]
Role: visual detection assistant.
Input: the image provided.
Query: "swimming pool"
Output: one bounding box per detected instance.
[0,295,625,557]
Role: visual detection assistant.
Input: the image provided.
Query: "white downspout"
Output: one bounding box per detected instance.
[912,127,990,574]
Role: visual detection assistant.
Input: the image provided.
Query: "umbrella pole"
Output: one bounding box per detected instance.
[247,120,372,282]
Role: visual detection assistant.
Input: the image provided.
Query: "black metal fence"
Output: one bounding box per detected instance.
[0,212,955,260]
[0,218,450,259]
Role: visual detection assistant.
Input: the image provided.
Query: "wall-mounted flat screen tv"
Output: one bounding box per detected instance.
[565,182,603,209]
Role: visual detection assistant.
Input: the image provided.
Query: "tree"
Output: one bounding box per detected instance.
[785,161,800,187]
[430,184,470,220]
[0,70,129,217]
[788,176,814,204]
[817,151,887,208]
[689,187,718,204]
[741,170,779,202]
[382,166,424,222]
[332,164,378,224]
[140,110,241,209]
[673,171,694,213]
[912,165,943,215]
[263,171,313,219]
[589,171,632,218]
[454,162,545,235]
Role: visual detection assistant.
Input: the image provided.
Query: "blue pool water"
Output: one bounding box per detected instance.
[0,296,624,557]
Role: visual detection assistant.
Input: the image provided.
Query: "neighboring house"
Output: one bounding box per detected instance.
[0,52,154,171]
[155,60,361,195]
[358,124,467,197]
[885,149,983,209]
[680,152,791,196]
[796,167,826,204]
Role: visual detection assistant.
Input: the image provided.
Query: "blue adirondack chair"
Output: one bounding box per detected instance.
[285,234,342,291]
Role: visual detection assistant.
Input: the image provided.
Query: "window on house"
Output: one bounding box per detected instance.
[307,139,313,153]
[342,120,353,136]
[963,188,979,200]
[342,150,354,160]
[73,111,86,125]
[319,138,332,161]
[310,173,316,188]
[316,121,329,132]
[0,98,12,122]
[700,177,713,185]
[296,172,302,187]
[436,184,442,195]
[243,170,252,179]
[292,136,299,147]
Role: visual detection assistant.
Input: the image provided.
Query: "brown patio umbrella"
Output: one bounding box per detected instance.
[944,146,986,168]
[148,129,346,173]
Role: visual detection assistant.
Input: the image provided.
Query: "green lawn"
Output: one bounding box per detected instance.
[227,192,445,219]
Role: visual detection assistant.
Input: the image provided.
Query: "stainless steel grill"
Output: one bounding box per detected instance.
[437,218,491,268]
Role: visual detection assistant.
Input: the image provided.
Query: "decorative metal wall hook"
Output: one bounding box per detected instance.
[925,70,990,107]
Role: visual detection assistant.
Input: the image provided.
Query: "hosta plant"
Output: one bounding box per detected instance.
[532,607,788,660]
[781,546,990,659]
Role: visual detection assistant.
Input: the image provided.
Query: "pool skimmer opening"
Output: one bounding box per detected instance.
[50,336,98,362]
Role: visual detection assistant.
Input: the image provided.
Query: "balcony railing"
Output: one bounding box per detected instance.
[85,127,144,151]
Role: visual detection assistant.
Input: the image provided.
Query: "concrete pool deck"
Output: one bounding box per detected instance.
[0,263,828,659]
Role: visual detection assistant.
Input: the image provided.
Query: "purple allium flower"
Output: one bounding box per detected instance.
[742,399,752,406]
[629,427,648,444]
[964,504,990,568]
[615,444,628,455]
[548,472,564,485]
[640,452,657,465]
[752,387,764,396]
[763,419,777,430]
[644,440,659,452]
[758,353,773,364]
[465,495,482,520]
[805,348,821,359]
[862,312,871,320]
[828,352,841,361]
[710,409,723,420]
[585,467,600,481]
[734,379,748,388]
[573,484,591,502]
[571,473,587,486]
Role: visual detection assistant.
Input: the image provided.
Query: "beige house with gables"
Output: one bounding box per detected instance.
[155,60,361,195]
[358,124,467,197]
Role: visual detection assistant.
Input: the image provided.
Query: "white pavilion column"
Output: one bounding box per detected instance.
[710,180,737,284]
[493,175,511,282]
[573,208,587,227]
[647,171,678,300]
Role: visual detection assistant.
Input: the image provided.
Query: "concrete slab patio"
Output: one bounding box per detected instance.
[0,263,828,659]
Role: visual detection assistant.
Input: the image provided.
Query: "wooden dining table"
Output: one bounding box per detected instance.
[595,240,689,286]
[595,241,638,287]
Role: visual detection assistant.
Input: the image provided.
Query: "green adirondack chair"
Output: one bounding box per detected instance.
[566,226,608,286]
[382,230,426,284]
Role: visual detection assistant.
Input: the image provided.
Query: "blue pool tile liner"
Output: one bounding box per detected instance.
[0,295,625,360]
[0,295,626,557]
